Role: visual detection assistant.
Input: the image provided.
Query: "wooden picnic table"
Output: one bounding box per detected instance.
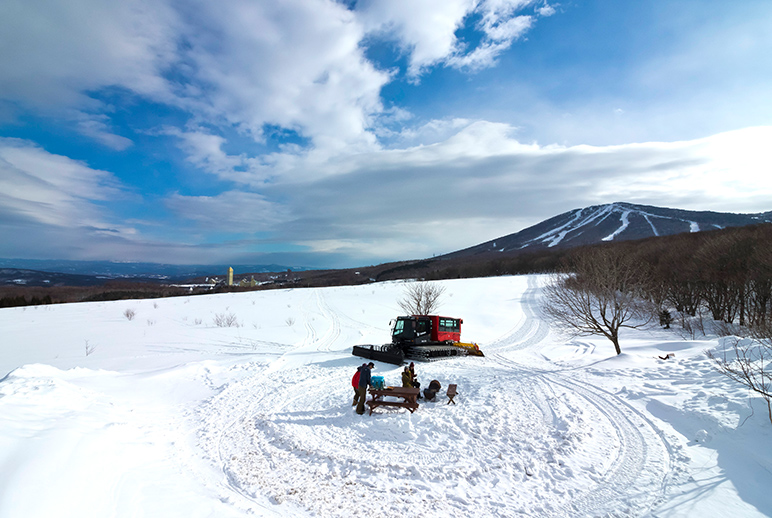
[366,387,420,415]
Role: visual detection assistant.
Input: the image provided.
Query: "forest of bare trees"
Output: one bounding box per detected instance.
[629,223,772,333]
[542,224,772,421]
[544,223,772,338]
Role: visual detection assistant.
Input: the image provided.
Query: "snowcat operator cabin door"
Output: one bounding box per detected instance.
[392,316,432,344]
[392,317,415,343]
[414,317,431,343]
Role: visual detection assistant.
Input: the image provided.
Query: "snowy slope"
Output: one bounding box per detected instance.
[447,202,772,257]
[1,277,771,517]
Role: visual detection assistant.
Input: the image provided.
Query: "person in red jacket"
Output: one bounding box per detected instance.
[351,367,362,406]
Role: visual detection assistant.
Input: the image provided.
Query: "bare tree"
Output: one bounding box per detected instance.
[213,312,240,327]
[398,282,446,315]
[707,325,772,424]
[542,247,655,355]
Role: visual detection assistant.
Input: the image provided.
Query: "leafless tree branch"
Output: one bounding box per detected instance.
[706,337,772,424]
[398,282,446,315]
[541,247,655,355]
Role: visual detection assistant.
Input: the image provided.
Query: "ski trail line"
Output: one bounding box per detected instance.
[540,372,674,517]
[486,275,675,517]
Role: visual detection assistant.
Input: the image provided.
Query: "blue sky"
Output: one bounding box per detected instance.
[1,0,771,268]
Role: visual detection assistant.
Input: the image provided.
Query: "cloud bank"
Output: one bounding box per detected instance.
[3,124,769,265]
[1,0,770,267]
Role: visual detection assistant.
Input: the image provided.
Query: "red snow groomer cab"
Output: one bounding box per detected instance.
[393,315,462,344]
[352,315,484,365]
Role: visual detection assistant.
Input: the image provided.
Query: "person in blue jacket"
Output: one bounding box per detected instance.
[356,362,374,415]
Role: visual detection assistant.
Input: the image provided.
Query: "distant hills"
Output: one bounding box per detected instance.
[0,259,307,287]
[443,202,772,260]
[3,202,771,288]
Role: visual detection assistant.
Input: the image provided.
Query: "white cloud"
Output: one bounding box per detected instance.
[0,0,193,151]
[165,191,290,232]
[74,114,134,151]
[0,0,178,123]
[256,125,772,259]
[177,0,390,154]
[162,120,772,261]
[383,118,474,147]
[357,0,476,76]
[0,138,126,228]
[447,0,537,70]
[3,124,770,265]
[537,4,556,17]
[0,0,389,155]
[478,0,533,39]
[357,0,544,76]
[166,128,245,178]
[0,0,552,161]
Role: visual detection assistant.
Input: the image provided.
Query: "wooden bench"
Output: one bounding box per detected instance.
[367,387,420,415]
[446,384,457,405]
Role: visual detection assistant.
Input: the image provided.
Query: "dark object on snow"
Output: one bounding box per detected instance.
[423,379,442,400]
[356,363,374,415]
[352,343,405,365]
[659,310,672,329]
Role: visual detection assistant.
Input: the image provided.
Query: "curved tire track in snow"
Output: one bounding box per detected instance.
[485,275,550,355]
[197,277,675,517]
[207,364,591,517]
[295,290,343,353]
[539,373,673,517]
[485,276,674,516]
[313,290,341,352]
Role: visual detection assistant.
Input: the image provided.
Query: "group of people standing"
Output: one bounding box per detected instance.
[352,361,444,414]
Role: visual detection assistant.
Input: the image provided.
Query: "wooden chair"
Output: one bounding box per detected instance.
[446,384,457,405]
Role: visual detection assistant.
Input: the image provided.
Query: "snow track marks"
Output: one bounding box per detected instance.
[196,277,678,517]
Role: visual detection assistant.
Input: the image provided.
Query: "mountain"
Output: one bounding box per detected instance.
[445,202,772,259]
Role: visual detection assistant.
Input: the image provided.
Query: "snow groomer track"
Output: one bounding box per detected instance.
[195,277,681,518]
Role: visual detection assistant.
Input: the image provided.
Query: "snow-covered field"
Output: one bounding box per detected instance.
[1,275,771,517]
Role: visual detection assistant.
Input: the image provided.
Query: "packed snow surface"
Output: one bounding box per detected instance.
[1,275,771,517]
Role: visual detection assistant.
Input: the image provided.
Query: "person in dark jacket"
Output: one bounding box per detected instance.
[356,362,374,415]
[423,379,441,401]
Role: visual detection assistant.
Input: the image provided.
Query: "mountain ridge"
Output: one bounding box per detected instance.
[443,202,772,259]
